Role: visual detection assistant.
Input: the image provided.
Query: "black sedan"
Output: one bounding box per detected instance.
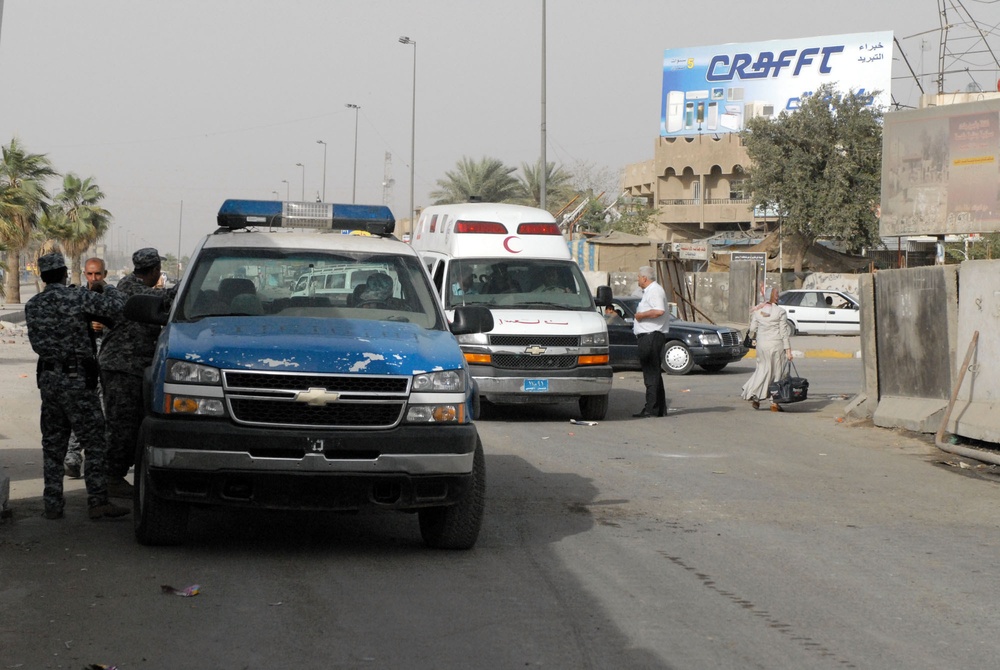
[605,297,749,374]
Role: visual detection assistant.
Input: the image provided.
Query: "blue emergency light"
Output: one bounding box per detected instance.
[217,199,395,235]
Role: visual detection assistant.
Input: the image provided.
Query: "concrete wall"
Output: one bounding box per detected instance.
[871,265,960,432]
[949,260,1000,443]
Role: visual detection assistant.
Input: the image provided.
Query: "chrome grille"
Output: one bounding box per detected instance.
[492,354,577,370]
[222,370,409,429]
[490,335,579,347]
[721,331,741,347]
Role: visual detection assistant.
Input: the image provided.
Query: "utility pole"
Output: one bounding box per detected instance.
[382,152,395,207]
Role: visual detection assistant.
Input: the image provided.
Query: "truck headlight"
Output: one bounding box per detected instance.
[455,333,489,346]
[412,370,465,392]
[167,360,221,384]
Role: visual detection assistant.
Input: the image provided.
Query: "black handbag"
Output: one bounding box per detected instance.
[768,360,808,404]
[742,331,755,349]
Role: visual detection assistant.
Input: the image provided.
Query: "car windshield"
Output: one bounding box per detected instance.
[445,258,595,311]
[174,247,445,329]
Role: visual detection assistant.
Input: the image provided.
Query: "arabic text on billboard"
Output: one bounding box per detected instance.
[881,98,1000,237]
[660,32,893,137]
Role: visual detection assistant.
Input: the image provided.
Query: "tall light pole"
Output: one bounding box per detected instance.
[345,103,361,204]
[399,36,417,231]
[281,179,290,201]
[272,190,280,200]
[316,140,327,201]
[540,0,547,210]
[295,162,305,201]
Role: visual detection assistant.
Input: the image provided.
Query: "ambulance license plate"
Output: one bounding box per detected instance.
[523,379,549,393]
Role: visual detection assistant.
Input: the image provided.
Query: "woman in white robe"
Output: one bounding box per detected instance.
[741,287,794,411]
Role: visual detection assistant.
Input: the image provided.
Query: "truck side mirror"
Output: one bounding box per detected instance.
[124,293,169,326]
[451,305,493,335]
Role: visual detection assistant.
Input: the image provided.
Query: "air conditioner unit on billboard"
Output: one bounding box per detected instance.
[744,101,776,121]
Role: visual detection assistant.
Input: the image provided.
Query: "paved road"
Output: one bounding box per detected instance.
[5,337,1000,668]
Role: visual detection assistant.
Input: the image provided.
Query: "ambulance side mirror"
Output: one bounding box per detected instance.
[451,305,493,335]
[594,285,613,307]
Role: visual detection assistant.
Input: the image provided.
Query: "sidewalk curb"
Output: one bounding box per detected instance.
[745,349,861,359]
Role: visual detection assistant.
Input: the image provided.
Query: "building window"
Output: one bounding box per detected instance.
[730,180,746,200]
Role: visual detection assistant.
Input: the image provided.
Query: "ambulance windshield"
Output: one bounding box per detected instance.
[445,259,594,311]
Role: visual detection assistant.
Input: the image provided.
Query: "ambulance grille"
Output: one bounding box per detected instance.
[490,335,579,347]
[492,354,578,370]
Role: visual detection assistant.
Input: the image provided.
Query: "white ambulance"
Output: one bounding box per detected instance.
[412,202,613,420]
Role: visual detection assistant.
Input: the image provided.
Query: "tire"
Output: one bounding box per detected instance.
[579,394,609,421]
[699,363,727,373]
[788,320,799,336]
[419,437,486,550]
[134,447,189,546]
[661,340,694,375]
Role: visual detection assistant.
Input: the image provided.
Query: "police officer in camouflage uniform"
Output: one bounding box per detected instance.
[64,256,111,479]
[25,252,130,520]
[99,248,177,497]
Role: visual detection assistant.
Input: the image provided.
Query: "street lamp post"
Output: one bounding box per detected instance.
[399,36,416,231]
[295,163,305,201]
[316,140,327,201]
[281,179,289,201]
[272,190,280,200]
[345,103,361,204]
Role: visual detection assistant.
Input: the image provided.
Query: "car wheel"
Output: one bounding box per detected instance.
[419,437,485,550]
[788,320,799,336]
[699,363,727,373]
[134,446,188,546]
[661,340,694,375]
[579,394,609,421]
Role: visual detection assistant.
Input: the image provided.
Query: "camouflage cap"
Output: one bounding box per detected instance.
[132,247,166,270]
[38,252,67,273]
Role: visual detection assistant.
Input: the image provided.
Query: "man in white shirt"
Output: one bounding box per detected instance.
[632,266,670,418]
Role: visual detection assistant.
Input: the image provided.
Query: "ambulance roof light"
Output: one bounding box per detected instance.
[217,199,395,235]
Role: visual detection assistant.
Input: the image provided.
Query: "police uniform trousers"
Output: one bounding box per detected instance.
[38,370,109,511]
[101,370,144,480]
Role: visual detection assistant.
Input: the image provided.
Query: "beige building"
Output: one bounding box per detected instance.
[622,132,774,245]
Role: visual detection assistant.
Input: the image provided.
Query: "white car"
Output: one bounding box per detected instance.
[777,289,860,335]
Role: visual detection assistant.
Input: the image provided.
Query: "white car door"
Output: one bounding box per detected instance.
[784,291,826,334]
[822,292,861,334]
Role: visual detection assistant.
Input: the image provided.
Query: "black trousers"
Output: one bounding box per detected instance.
[637,331,666,415]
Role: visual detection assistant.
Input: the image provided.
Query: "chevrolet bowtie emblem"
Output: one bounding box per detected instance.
[295,387,342,406]
[523,345,547,356]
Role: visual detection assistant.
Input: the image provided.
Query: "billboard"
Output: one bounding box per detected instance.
[881,98,1000,237]
[660,32,893,137]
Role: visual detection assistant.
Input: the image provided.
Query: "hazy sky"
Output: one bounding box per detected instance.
[1,0,997,263]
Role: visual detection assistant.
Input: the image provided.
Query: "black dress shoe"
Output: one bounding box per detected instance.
[632,410,653,418]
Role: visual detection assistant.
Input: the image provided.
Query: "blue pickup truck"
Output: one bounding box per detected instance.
[125,200,493,549]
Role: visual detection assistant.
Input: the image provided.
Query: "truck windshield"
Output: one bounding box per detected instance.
[175,248,445,329]
[445,258,595,311]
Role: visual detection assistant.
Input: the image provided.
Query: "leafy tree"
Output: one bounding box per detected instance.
[429,156,519,204]
[40,173,112,285]
[0,138,58,302]
[514,159,576,211]
[570,195,659,237]
[742,85,883,273]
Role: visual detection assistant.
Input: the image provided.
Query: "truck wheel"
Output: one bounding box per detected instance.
[579,394,609,421]
[419,437,485,550]
[134,448,189,546]
[661,340,694,375]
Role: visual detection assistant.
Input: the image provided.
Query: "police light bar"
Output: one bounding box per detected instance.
[217,200,395,235]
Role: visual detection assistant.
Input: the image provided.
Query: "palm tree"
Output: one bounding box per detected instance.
[41,173,112,285]
[429,156,519,204]
[515,159,576,212]
[0,138,58,303]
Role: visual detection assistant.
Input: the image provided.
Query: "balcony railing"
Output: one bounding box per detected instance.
[657,197,752,206]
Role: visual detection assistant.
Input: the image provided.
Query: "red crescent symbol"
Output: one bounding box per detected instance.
[502,236,522,253]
